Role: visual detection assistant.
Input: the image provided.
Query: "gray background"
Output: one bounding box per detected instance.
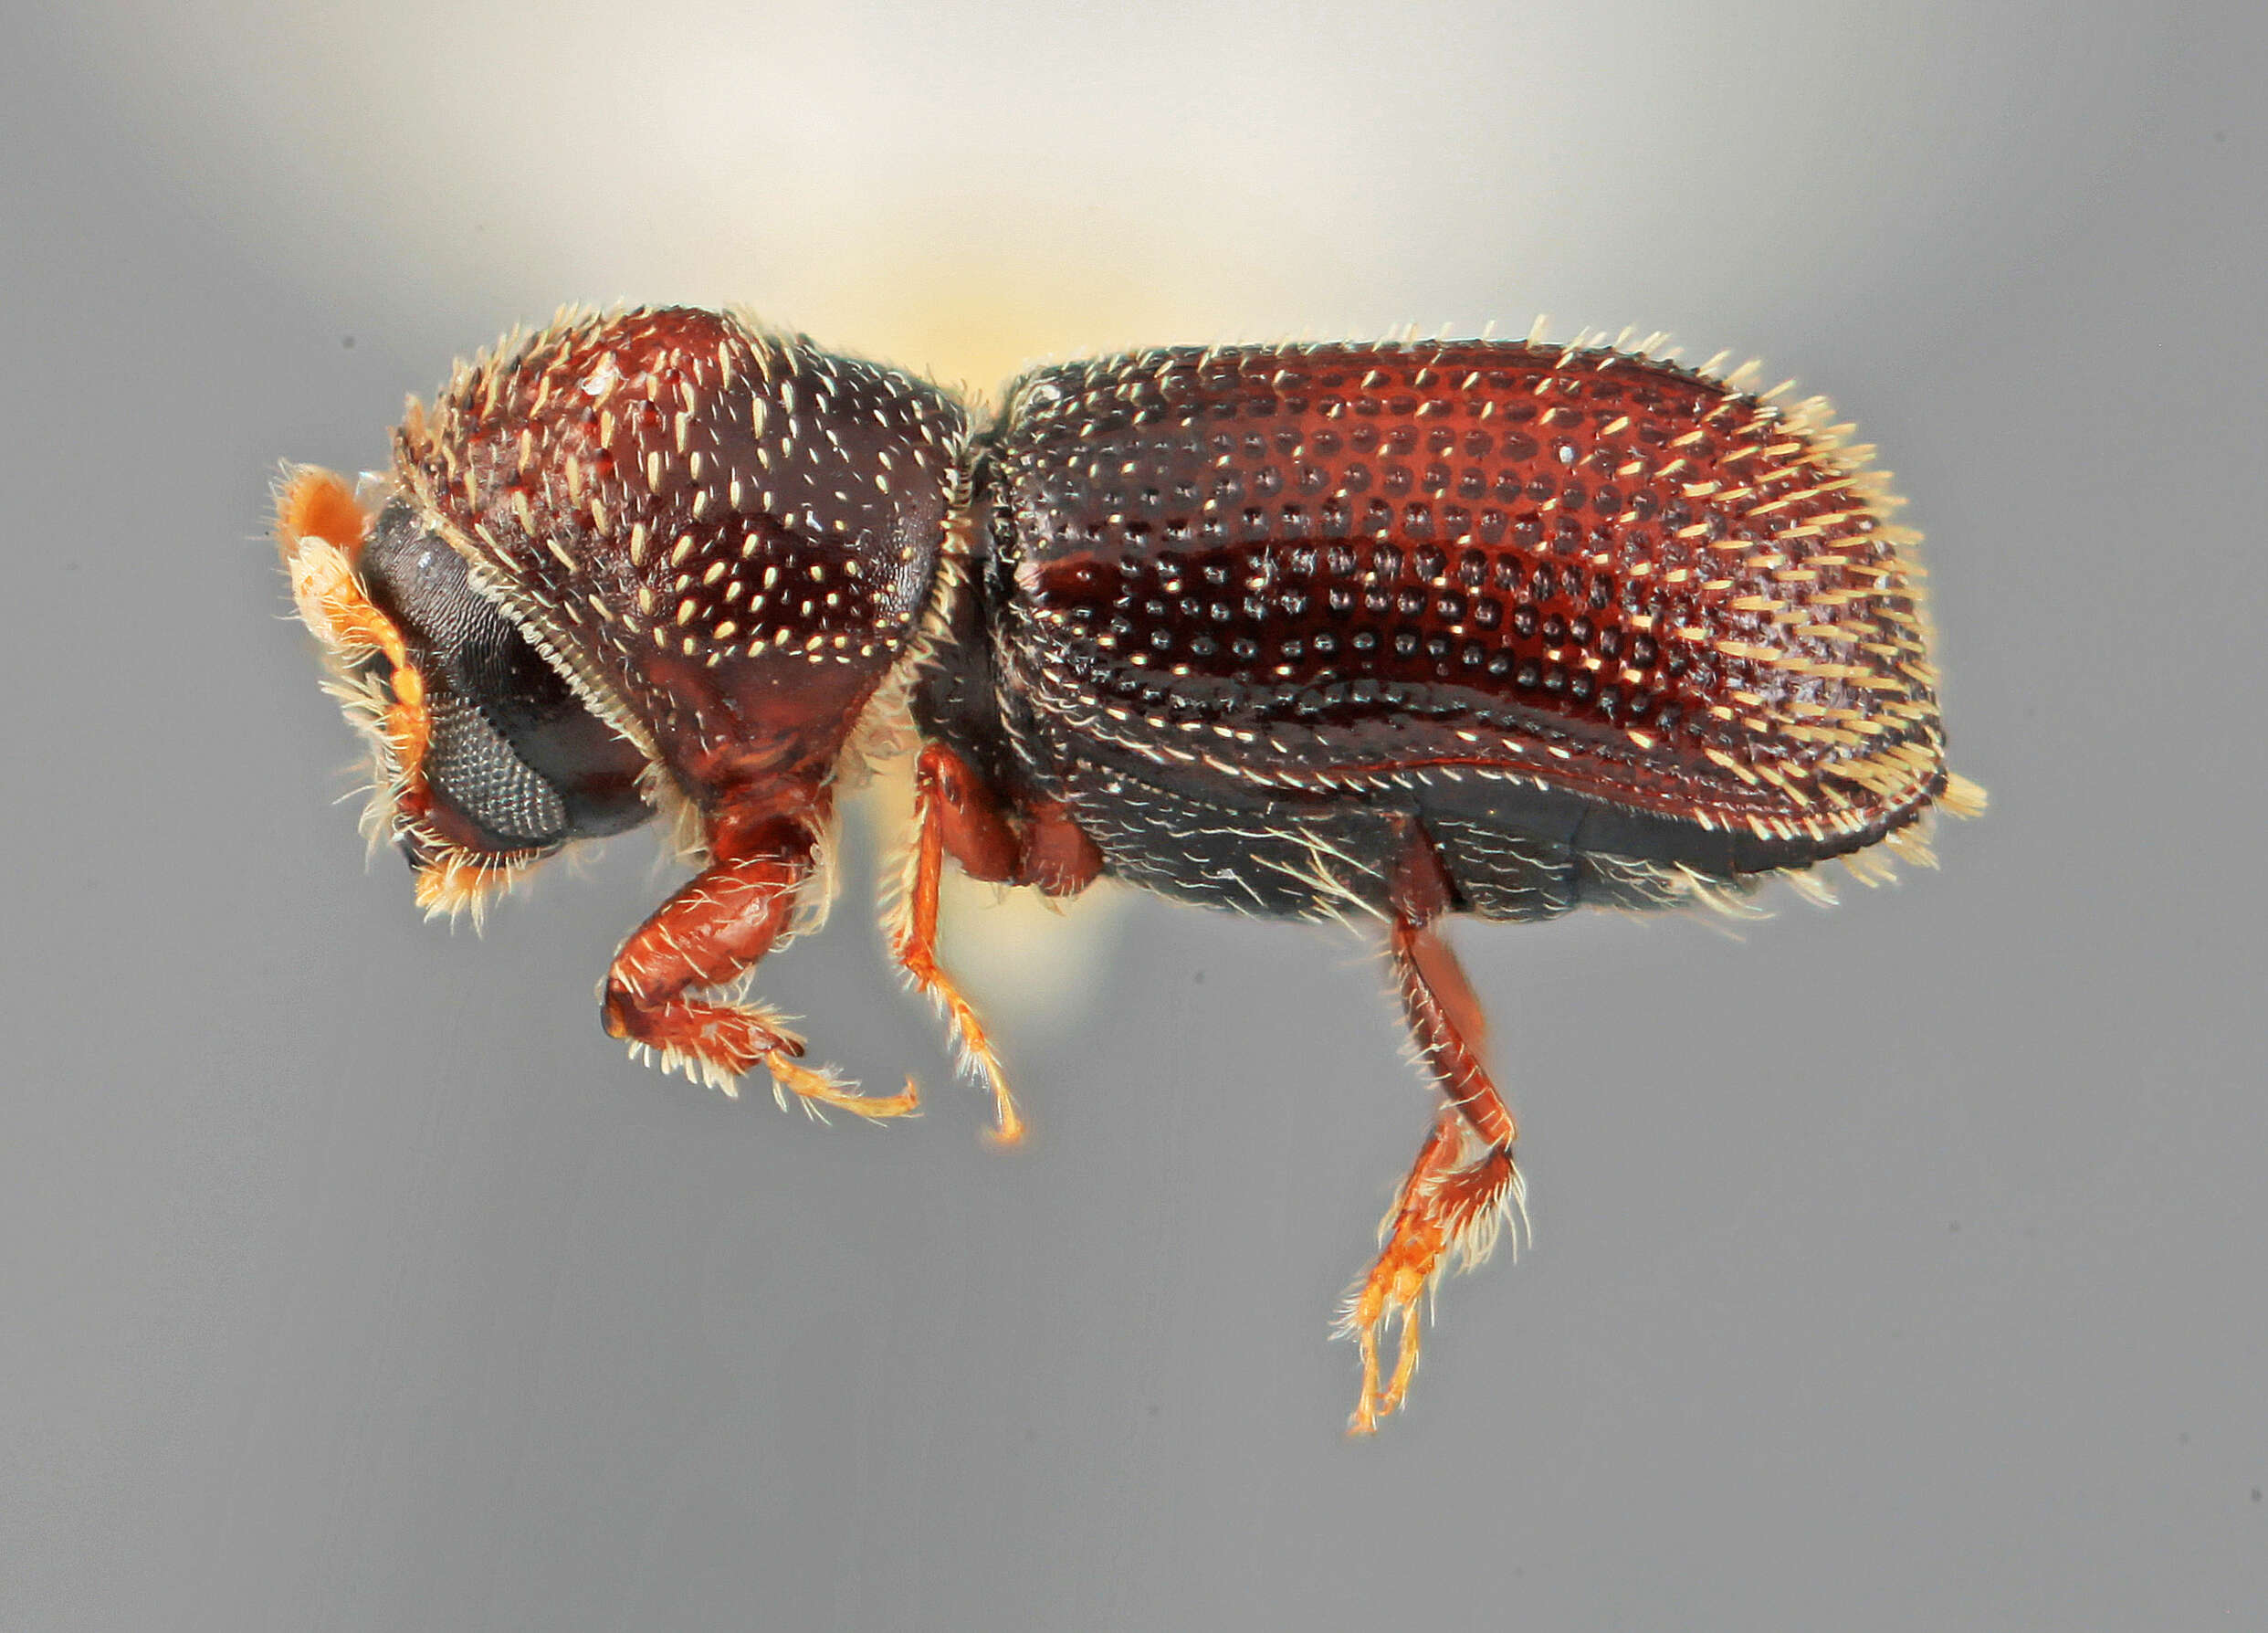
[5,4,2263,1628]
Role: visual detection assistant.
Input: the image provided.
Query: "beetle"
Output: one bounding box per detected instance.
[276,306,1981,1432]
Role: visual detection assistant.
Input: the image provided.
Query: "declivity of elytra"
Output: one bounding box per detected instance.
[275,306,1983,1433]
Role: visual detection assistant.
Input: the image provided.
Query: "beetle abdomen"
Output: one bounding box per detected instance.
[987,337,1960,901]
[1018,740,1690,922]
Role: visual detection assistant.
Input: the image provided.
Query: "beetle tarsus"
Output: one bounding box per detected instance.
[765,1055,921,1122]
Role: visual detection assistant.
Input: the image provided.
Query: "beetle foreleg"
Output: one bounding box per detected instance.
[605,812,917,1120]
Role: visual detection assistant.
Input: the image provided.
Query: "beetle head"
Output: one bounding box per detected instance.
[276,468,654,919]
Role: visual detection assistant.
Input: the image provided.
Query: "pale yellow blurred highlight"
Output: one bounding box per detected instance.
[51,1,2034,399]
[794,248,1208,406]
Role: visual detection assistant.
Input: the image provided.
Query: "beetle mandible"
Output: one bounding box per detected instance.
[277,306,1982,1432]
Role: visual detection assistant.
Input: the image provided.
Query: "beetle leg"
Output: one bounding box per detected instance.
[1015,797,1106,901]
[889,744,1107,1143]
[1340,827,1525,1434]
[892,743,1024,1143]
[606,811,917,1120]
[1343,1110,1463,1431]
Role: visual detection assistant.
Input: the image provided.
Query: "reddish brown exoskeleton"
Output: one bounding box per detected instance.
[278,307,1982,1432]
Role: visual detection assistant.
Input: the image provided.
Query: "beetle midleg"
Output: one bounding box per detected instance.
[1340,820,1525,1434]
[890,743,1106,1141]
[892,743,1024,1143]
[606,808,917,1120]
[1014,799,1106,901]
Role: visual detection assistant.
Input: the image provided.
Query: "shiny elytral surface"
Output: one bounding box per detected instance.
[997,338,1966,869]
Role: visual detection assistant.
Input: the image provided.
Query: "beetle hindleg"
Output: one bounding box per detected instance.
[606,812,916,1120]
[1339,827,1525,1434]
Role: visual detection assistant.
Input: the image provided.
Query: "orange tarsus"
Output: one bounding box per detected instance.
[1346,1113,1461,1435]
[771,1053,920,1121]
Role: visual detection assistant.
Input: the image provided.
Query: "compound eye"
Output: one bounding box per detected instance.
[425,692,571,845]
[359,500,652,858]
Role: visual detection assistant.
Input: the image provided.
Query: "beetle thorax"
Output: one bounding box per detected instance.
[396,307,971,802]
